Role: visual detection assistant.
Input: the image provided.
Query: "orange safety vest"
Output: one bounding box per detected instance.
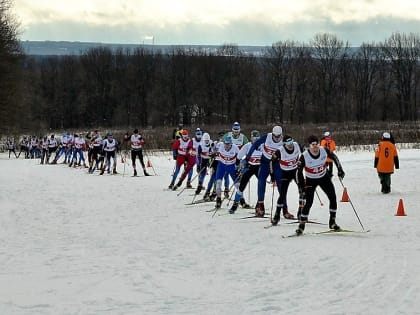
[320,137,336,163]
[374,140,398,173]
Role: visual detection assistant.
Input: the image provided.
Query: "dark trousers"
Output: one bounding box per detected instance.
[300,174,337,222]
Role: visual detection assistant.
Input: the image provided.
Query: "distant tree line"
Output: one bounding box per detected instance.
[1,0,419,135]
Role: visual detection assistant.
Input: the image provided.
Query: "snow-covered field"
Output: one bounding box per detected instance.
[1,148,420,315]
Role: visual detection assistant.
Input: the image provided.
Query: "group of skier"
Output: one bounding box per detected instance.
[167,122,351,234]
[5,123,399,235]
[6,129,152,177]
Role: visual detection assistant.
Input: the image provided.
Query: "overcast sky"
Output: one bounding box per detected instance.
[14,0,420,46]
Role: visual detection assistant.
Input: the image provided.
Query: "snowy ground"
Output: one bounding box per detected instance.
[1,147,420,315]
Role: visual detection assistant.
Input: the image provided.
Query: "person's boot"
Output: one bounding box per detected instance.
[143,169,150,176]
[134,169,138,176]
[215,197,222,209]
[224,187,230,198]
[186,180,193,189]
[255,201,265,217]
[203,190,211,201]
[229,202,239,214]
[168,181,175,189]
[329,217,341,231]
[195,184,203,195]
[173,179,183,191]
[283,208,295,219]
[209,190,217,201]
[296,222,306,235]
[239,198,250,209]
[271,208,281,226]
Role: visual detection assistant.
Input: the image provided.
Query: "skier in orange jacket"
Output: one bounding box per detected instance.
[374,132,399,194]
[320,131,336,176]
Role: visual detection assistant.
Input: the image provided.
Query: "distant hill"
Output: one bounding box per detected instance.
[20,40,268,56]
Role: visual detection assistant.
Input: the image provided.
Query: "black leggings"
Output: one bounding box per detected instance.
[276,169,298,211]
[301,174,337,221]
[131,149,145,168]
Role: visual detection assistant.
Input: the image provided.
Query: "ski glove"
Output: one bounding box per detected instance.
[240,159,249,170]
[271,149,281,161]
[338,168,345,180]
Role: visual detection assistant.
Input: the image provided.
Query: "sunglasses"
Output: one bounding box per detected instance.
[273,134,282,139]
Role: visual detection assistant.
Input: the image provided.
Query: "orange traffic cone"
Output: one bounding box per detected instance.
[340,187,350,202]
[146,160,152,168]
[395,198,407,216]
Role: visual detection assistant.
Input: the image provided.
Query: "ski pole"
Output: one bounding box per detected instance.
[315,190,324,206]
[122,152,127,177]
[185,158,215,200]
[143,151,157,175]
[270,183,275,220]
[226,168,244,206]
[177,163,208,197]
[338,178,365,230]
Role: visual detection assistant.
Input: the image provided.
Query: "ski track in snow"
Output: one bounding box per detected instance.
[1,149,420,314]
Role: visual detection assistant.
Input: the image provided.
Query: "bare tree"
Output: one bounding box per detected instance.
[381,32,420,120]
[0,0,23,134]
[350,43,381,121]
[310,33,350,122]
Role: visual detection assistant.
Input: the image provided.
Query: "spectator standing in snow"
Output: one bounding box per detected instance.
[320,131,336,177]
[374,132,399,194]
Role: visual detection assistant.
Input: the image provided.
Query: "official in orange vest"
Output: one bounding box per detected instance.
[320,131,336,176]
[374,132,399,194]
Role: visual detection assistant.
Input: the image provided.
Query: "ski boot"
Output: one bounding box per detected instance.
[224,188,230,199]
[255,201,265,217]
[195,184,203,195]
[168,181,175,189]
[134,169,138,176]
[113,169,118,174]
[209,191,217,201]
[215,197,222,209]
[283,209,295,219]
[229,201,239,214]
[271,208,281,226]
[173,181,182,191]
[239,198,250,209]
[203,190,211,201]
[296,222,306,235]
[144,169,150,176]
[186,180,193,189]
[329,217,341,231]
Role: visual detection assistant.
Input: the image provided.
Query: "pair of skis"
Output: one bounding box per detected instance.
[282,228,371,238]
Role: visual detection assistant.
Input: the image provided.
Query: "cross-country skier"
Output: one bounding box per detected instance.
[194,132,213,195]
[169,129,194,189]
[295,135,345,235]
[213,134,240,209]
[245,126,284,217]
[270,135,303,224]
[129,129,150,177]
[229,130,261,214]
[100,133,119,175]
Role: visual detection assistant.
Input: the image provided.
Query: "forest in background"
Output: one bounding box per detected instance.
[1,0,420,147]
